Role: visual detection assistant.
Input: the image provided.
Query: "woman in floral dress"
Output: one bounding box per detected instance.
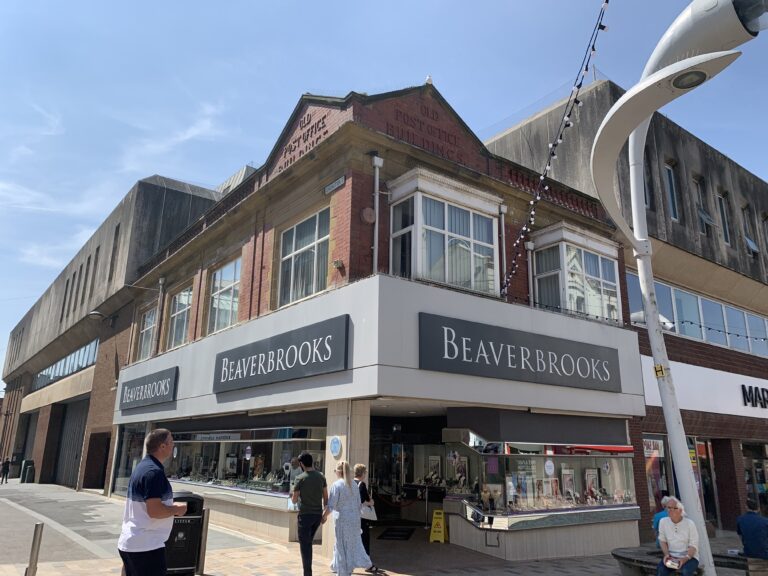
[322,461,379,575]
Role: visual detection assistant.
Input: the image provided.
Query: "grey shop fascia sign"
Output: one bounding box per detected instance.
[120,367,178,410]
[213,315,350,394]
[419,313,621,392]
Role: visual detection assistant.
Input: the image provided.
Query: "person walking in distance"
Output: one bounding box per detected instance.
[291,451,328,576]
[354,463,376,569]
[1,459,10,484]
[117,429,187,576]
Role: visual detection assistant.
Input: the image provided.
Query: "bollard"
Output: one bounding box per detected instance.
[196,508,210,576]
[24,522,44,576]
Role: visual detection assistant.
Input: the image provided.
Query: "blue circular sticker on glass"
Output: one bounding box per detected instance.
[330,436,343,459]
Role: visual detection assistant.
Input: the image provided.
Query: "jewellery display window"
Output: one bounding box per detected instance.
[164,426,325,494]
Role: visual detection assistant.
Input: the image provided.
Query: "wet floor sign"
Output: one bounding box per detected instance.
[429,509,445,543]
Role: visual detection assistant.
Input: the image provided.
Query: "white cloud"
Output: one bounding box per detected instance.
[7,145,34,165]
[30,103,64,136]
[120,102,226,174]
[18,226,96,270]
[0,180,56,211]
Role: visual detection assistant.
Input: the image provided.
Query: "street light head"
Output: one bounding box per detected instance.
[733,0,768,33]
[671,69,708,89]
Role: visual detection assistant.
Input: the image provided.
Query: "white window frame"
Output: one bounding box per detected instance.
[278,207,330,307]
[136,306,157,361]
[663,163,679,222]
[388,168,502,297]
[208,257,241,335]
[531,223,621,324]
[166,285,193,350]
[717,192,731,245]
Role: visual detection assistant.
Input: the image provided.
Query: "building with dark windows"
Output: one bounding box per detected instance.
[0,176,220,490]
[110,83,647,560]
[487,78,768,541]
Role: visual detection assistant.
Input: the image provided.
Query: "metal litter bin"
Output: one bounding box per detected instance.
[165,492,205,575]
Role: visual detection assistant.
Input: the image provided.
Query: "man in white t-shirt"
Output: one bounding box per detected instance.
[657,497,699,576]
[118,428,187,576]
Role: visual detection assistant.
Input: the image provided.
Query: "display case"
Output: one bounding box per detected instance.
[164,427,325,494]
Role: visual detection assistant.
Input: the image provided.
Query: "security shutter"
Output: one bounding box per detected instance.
[54,399,90,488]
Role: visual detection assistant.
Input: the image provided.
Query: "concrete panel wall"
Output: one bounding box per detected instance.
[20,367,94,414]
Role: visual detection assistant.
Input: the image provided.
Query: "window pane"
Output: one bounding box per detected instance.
[566,271,586,314]
[566,245,583,272]
[230,284,239,323]
[535,246,560,274]
[656,283,676,332]
[473,214,493,244]
[392,198,414,233]
[423,197,445,229]
[279,258,292,307]
[473,244,494,294]
[584,277,603,318]
[446,237,471,288]
[584,251,600,278]
[208,294,219,334]
[422,229,445,282]
[665,165,679,220]
[317,208,330,238]
[295,216,317,251]
[292,248,315,301]
[281,228,294,257]
[603,284,618,322]
[392,231,412,278]
[447,205,470,237]
[718,195,731,244]
[536,275,560,311]
[601,257,616,283]
[626,273,644,324]
[726,307,749,351]
[675,289,701,339]
[315,239,328,292]
[747,314,768,356]
[701,299,727,346]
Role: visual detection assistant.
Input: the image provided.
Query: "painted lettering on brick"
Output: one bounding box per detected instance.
[277,112,329,173]
[386,105,465,164]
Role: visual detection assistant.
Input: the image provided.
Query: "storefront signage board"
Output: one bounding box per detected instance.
[213,315,349,394]
[419,313,621,392]
[120,367,178,410]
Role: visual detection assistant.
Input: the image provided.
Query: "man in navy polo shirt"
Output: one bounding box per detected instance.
[118,428,188,576]
[738,499,768,573]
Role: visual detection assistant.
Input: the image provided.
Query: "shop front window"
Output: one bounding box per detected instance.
[743,444,768,517]
[447,439,636,515]
[164,427,325,494]
[644,434,672,514]
[113,424,147,496]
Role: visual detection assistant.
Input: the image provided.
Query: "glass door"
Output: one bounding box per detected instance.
[696,440,720,527]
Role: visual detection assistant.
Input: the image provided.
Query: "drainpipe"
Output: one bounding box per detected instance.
[371,154,384,275]
[525,241,535,307]
[151,276,166,357]
[499,205,507,296]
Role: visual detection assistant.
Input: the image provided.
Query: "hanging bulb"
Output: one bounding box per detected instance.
[539,175,545,181]
[574,98,583,107]
[544,185,549,191]
[564,115,570,122]
[583,63,589,74]
[591,43,597,56]
[545,164,551,172]
[598,23,608,31]
[551,152,557,159]
[565,121,573,128]
[529,200,535,205]
[548,143,553,149]
[602,0,609,7]
[557,135,563,144]
[531,209,535,215]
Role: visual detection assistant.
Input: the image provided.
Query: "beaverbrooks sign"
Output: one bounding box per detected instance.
[120,367,178,410]
[213,315,349,394]
[419,313,621,392]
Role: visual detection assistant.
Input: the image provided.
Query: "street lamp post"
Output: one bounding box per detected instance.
[591,2,766,574]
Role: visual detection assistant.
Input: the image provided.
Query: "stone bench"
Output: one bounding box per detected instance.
[612,547,748,575]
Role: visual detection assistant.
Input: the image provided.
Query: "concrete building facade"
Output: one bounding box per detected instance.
[487,79,768,540]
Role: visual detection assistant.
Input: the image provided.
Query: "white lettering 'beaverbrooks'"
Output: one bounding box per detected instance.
[120,367,178,410]
[419,313,621,393]
[213,315,349,394]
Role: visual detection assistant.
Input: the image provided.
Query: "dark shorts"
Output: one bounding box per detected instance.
[119,547,167,576]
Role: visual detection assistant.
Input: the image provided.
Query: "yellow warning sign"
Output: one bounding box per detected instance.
[654,364,666,378]
[429,509,445,543]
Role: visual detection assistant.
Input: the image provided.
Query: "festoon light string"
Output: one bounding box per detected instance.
[502,1,610,296]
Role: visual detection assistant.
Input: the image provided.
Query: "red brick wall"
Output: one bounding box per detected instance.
[329,176,354,284]
[239,235,256,322]
[711,438,748,530]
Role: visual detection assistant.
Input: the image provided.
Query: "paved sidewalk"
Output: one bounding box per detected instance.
[0,481,745,575]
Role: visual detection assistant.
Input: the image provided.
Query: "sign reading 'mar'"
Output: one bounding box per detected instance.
[120,367,178,410]
[742,384,768,409]
[419,313,621,392]
[213,315,349,394]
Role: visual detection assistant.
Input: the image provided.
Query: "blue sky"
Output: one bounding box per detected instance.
[1,1,765,392]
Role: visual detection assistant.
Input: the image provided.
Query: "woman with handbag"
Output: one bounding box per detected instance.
[322,461,379,576]
[354,463,377,564]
